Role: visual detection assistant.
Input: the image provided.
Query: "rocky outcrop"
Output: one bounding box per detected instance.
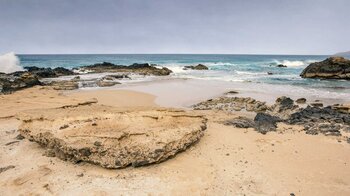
[288,106,350,136]
[300,57,350,79]
[50,80,79,90]
[193,97,268,113]
[24,66,75,78]
[18,105,207,168]
[254,113,282,134]
[79,62,172,76]
[0,72,42,94]
[183,64,209,70]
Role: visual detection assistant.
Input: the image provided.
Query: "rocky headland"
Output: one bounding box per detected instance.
[301,56,350,79]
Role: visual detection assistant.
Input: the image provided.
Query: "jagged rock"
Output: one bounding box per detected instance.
[18,105,207,168]
[183,64,209,70]
[300,56,350,79]
[268,96,299,119]
[24,66,75,78]
[224,117,255,128]
[0,72,42,94]
[50,80,79,90]
[296,98,307,104]
[254,113,282,134]
[79,62,172,76]
[289,106,350,136]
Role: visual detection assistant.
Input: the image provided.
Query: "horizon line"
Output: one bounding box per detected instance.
[15,53,332,56]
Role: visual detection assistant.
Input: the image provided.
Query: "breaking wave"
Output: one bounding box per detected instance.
[0,52,23,73]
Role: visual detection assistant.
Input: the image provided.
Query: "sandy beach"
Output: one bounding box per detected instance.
[1,80,350,196]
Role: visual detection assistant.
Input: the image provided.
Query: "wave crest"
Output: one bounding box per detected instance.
[0,52,23,73]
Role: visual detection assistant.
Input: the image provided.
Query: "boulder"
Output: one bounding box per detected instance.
[184,64,209,70]
[18,105,207,168]
[300,57,350,79]
[254,113,282,134]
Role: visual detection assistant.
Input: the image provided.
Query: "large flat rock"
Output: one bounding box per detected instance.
[18,105,207,168]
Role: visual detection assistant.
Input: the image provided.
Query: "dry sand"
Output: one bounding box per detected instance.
[1,87,350,195]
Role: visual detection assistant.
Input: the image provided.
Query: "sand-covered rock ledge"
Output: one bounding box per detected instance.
[18,105,207,168]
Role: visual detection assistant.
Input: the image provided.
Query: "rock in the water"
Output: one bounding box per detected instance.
[277,64,287,68]
[296,98,307,104]
[183,64,209,70]
[18,105,207,168]
[24,66,75,78]
[254,113,281,134]
[300,56,350,79]
[79,62,172,76]
[224,117,255,128]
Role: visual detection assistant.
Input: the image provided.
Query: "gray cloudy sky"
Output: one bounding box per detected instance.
[0,0,349,54]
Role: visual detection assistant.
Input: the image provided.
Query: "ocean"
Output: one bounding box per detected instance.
[17,54,349,91]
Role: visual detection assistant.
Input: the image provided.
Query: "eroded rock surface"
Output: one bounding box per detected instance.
[18,105,207,168]
[300,56,350,79]
[79,62,172,76]
[193,97,268,113]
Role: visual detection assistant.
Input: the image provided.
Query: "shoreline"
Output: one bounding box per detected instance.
[1,79,350,195]
[67,77,350,108]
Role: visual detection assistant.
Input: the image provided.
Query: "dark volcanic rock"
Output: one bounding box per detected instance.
[277,64,287,68]
[224,117,255,128]
[289,106,350,136]
[0,72,42,94]
[24,66,75,78]
[254,113,282,134]
[300,56,350,79]
[80,62,172,76]
[184,64,209,70]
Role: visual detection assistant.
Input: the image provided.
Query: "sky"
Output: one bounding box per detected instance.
[0,0,349,55]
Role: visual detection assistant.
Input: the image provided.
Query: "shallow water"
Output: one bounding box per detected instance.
[16,54,350,99]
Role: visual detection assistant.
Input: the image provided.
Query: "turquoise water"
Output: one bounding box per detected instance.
[17,54,349,91]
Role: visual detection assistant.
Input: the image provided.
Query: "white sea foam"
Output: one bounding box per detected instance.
[0,52,23,73]
[273,60,306,67]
